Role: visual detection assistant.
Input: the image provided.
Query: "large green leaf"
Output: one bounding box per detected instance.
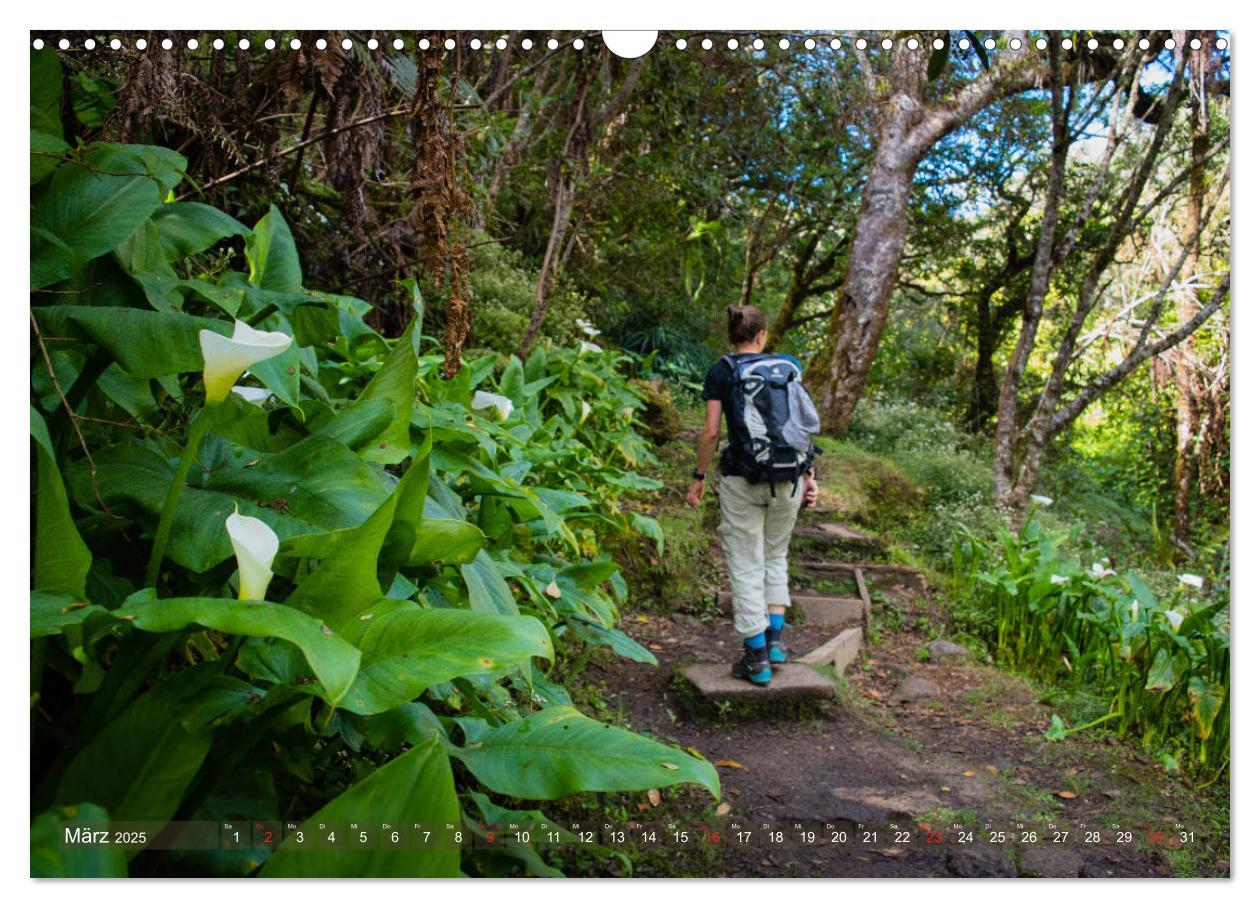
[246,204,302,292]
[32,144,187,288]
[31,129,68,184]
[351,317,421,464]
[461,551,519,615]
[31,407,91,595]
[337,598,552,715]
[1144,648,1187,694]
[151,202,250,260]
[32,305,218,379]
[566,616,658,665]
[56,671,215,824]
[121,597,362,707]
[69,435,390,573]
[454,705,720,800]
[408,517,485,565]
[31,590,108,639]
[286,447,428,629]
[31,49,63,138]
[261,733,460,877]
[31,804,127,878]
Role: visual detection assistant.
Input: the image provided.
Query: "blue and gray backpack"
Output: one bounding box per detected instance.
[720,353,821,492]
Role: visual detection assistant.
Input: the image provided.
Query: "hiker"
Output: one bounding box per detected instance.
[687,305,820,686]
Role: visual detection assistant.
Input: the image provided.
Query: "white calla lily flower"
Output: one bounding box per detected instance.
[471,390,514,420]
[1030,495,1053,506]
[579,341,603,355]
[1164,609,1185,633]
[1090,562,1116,579]
[232,385,274,405]
[200,320,292,404]
[582,325,602,338]
[226,509,279,601]
[1050,574,1068,585]
[1177,573,1204,589]
[1129,600,1140,622]
[579,400,592,423]
[621,407,634,420]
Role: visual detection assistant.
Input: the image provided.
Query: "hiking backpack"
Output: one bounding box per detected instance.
[720,353,821,490]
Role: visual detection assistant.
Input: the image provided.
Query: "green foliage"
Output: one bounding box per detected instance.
[30,134,713,877]
[466,240,589,352]
[950,517,1228,777]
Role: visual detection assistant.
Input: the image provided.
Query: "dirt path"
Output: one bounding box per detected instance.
[571,542,1227,878]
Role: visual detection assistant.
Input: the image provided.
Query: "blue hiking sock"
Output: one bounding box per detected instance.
[768,613,785,632]
[744,632,767,650]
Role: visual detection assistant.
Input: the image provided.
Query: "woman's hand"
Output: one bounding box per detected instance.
[801,476,819,509]
[687,478,706,508]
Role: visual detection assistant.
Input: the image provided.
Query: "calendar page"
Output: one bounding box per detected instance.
[26,11,1231,887]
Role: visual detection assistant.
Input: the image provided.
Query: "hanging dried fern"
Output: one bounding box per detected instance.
[409,32,472,377]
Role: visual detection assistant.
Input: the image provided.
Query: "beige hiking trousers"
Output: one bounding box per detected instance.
[716,473,803,638]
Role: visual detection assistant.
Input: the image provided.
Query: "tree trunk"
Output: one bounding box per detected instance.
[1172,37,1210,542]
[806,36,1044,435]
[807,146,917,434]
[967,295,1000,431]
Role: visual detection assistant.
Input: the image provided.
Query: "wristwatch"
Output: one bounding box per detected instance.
[693,470,706,481]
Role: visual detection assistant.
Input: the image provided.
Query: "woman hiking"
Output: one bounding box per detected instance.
[687,305,820,686]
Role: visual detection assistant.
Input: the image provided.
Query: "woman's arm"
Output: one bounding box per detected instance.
[687,400,723,507]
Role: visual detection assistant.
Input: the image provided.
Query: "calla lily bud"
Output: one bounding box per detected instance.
[1030,495,1053,506]
[232,385,274,405]
[579,341,603,355]
[199,320,292,404]
[1050,574,1068,585]
[226,509,279,601]
[1164,609,1185,633]
[471,390,514,420]
[579,400,592,423]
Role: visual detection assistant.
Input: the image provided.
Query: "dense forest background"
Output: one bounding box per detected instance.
[47,28,1229,553]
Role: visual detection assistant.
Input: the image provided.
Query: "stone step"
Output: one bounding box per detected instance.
[796,626,863,675]
[793,521,881,548]
[713,590,866,624]
[682,662,836,701]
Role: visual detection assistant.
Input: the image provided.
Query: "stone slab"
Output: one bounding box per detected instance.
[796,627,862,675]
[714,591,865,626]
[794,522,878,544]
[682,662,836,700]
[794,595,866,625]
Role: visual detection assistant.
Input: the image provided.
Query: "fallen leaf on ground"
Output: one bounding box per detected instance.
[1057,790,1078,799]
[1066,767,1080,777]
[985,764,998,774]
[716,803,731,816]
[636,615,649,623]
[648,643,663,651]
[684,746,705,760]
[962,770,975,777]
[715,759,744,769]
[544,581,562,599]
[647,789,661,806]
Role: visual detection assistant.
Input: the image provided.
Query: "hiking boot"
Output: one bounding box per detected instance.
[732,644,772,686]
[766,627,788,667]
